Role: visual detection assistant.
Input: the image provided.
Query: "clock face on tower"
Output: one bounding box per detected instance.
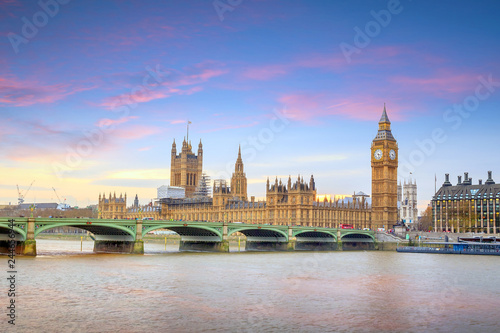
[374,149,382,160]
[389,149,396,160]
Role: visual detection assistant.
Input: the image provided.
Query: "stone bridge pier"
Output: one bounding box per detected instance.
[175,223,228,252]
[293,230,338,251]
[240,227,291,251]
[0,218,36,256]
[93,219,144,254]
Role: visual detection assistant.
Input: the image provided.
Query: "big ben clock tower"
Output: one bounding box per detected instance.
[371,104,398,230]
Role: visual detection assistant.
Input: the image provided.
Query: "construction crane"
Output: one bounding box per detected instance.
[52,187,63,204]
[17,180,35,205]
[52,187,68,210]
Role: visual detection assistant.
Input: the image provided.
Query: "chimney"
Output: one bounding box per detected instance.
[462,172,473,185]
[485,170,495,185]
[479,179,482,185]
[443,173,452,186]
[458,176,462,185]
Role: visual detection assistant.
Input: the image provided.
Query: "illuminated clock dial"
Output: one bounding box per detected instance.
[374,149,383,160]
[389,149,396,160]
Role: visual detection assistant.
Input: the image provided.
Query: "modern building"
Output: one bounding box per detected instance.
[398,177,418,228]
[157,185,186,199]
[432,171,500,234]
[371,104,399,230]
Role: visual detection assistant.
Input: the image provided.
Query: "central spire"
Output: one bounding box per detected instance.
[235,145,243,171]
[379,103,391,124]
[374,104,395,141]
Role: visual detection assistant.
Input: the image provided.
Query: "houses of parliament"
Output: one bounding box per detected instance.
[98,106,398,230]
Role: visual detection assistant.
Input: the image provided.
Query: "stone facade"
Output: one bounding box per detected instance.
[98,193,127,219]
[98,107,405,229]
[231,146,247,201]
[398,178,418,227]
[170,138,203,198]
[98,150,372,228]
[371,105,398,230]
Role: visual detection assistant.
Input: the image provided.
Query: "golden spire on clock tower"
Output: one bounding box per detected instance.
[371,104,398,231]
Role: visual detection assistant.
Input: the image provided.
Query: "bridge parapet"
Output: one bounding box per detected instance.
[0,218,377,255]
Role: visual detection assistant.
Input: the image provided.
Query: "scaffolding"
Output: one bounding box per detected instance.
[193,173,211,198]
[213,179,229,193]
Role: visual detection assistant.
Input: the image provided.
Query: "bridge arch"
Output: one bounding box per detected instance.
[0,224,27,241]
[341,232,375,250]
[34,221,136,240]
[142,224,223,241]
[228,227,288,241]
[294,230,337,241]
[341,232,376,242]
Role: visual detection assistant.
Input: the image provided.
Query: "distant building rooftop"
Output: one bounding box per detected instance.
[19,203,58,210]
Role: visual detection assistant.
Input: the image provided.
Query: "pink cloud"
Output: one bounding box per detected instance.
[242,65,289,80]
[0,76,95,107]
[95,116,138,128]
[201,121,260,133]
[189,69,227,81]
[390,71,478,96]
[238,51,369,81]
[278,93,406,123]
[326,100,407,121]
[138,146,153,152]
[278,94,322,121]
[239,45,443,82]
[169,120,187,124]
[97,65,225,109]
[112,125,162,140]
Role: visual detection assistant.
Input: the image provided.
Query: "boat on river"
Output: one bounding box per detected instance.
[397,237,500,256]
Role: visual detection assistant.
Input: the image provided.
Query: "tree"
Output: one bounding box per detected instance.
[419,205,433,231]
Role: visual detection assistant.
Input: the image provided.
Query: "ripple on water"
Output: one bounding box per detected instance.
[11,247,500,332]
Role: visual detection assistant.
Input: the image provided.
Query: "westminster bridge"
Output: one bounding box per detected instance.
[0,217,376,256]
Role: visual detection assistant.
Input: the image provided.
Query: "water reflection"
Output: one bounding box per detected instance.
[10,240,500,332]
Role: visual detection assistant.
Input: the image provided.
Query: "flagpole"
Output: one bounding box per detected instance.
[187,120,189,142]
[434,173,437,194]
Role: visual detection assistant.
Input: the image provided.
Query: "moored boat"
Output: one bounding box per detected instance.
[397,239,500,255]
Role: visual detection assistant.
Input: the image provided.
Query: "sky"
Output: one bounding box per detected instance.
[1,0,499,212]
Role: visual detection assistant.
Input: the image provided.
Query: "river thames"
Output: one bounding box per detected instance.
[6,239,500,332]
